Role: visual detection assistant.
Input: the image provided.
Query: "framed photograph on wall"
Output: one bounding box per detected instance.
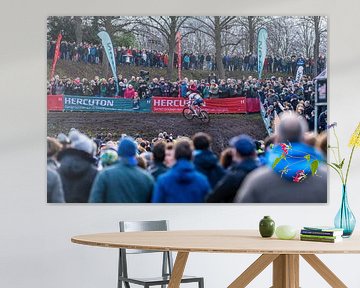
[46,16,328,204]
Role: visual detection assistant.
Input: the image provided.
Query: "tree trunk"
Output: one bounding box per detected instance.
[103,17,114,39]
[73,16,83,44]
[248,16,255,54]
[313,16,321,77]
[166,17,177,80]
[214,16,225,79]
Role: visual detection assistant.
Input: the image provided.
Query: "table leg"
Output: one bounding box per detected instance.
[301,254,347,288]
[272,254,299,288]
[228,254,279,288]
[168,252,189,288]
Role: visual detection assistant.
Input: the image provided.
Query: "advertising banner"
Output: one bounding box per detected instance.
[97,31,119,95]
[257,28,268,80]
[50,33,62,80]
[60,95,151,112]
[152,97,247,114]
[48,96,256,113]
[246,98,260,113]
[47,94,64,111]
[295,66,304,82]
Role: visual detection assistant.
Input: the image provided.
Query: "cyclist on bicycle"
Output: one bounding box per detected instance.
[187,91,204,116]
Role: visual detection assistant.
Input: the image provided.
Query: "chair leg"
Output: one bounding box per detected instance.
[199,278,204,288]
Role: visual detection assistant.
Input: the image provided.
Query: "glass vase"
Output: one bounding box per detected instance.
[334,185,356,237]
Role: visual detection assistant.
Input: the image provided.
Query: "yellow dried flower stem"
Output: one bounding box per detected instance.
[345,122,360,185]
[349,122,360,148]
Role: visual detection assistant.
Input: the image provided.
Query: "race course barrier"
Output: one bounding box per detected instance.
[47,95,260,114]
[47,95,151,112]
[152,97,248,114]
[48,95,64,111]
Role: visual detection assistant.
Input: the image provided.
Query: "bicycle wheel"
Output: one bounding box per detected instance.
[199,110,210,123]
[182,107,194,120]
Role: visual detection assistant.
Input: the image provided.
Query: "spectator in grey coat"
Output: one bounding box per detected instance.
[47,167,65,203]
[57,130,97,203]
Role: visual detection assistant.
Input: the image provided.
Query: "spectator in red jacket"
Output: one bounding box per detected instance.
[124,84,136,99]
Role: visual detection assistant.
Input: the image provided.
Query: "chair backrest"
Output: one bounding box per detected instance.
[118,220,173,281]
[119,220,169,254]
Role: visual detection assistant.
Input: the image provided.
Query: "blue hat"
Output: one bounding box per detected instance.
[230,134,256,156]
[117,137,138,165]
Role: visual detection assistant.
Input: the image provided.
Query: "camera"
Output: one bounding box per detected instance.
[140,70,150,82]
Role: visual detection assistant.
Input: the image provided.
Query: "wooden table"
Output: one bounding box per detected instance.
[71,230,360,288]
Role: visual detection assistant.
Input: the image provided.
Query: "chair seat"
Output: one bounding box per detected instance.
[119,274,203,285]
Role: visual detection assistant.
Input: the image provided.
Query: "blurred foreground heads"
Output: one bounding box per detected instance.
[152,138,211,203]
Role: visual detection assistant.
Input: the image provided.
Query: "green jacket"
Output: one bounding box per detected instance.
[89,161,154,203]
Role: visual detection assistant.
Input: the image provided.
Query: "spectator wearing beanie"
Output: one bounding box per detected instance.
[148,140,168,180]
[152,139,210,203]
[57,131,98,203]
[89,137,154,203]
[192,133,225,188]
[56,133,71,150]
[206,135,260,203]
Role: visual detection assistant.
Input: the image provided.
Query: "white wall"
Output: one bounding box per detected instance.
[1,1,360,287]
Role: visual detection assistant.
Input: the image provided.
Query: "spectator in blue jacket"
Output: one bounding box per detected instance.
[152,138,210,203]
[180,80,188,98]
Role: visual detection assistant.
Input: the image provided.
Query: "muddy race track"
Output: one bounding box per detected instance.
[48,112,267,155]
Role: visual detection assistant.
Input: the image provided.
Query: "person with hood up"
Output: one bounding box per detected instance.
[57,130,97,203]
[234,112,327,203]
[206,134,260,203]
[152,138,210,203]
[89,136,154,203]
[192,133,224,188]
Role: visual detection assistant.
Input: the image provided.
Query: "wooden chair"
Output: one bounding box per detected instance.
[118,220,204,288]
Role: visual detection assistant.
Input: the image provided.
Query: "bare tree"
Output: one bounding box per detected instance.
[187,16,238,79]
[295,18,315,58]
[237,16,265,54]
[266,17,298,57]
[300,16,327,76]
[135,16,190,80]
[73,17,83,44]
[91,16,134,40]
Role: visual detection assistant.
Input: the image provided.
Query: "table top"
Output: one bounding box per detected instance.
[71,230,360,254]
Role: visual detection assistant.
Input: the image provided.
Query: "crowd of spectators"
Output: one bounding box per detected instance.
[48,71,327,132]
[47,112,328,204]
[47,40,326,75]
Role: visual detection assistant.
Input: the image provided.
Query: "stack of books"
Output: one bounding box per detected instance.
[300,226,344,243]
